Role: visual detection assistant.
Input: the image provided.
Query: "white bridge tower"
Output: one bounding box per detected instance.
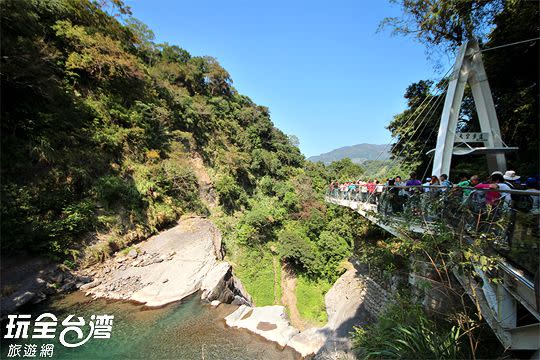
[431,40,517,177]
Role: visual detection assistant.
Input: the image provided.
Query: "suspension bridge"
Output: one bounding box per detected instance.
[325,40,540,353]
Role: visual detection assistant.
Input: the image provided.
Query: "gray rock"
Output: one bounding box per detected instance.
[77,275,92,284]
[231,295,251,306]
[60,282,75,292]
[42,283,57,295]
[85,218,251,308]
[51,273,64,284]
[128,249,138,259]
[13,291,36,307]
[225,305,299,347]
[232,277,252,304]
[31,293,47,305]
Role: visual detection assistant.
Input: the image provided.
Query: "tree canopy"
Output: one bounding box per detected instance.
[385,0,538,177]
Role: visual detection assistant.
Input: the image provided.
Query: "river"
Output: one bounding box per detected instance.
[1,291,300,359]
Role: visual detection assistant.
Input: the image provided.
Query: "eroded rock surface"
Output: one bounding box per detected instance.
[225,305,299,347]
[224,263,371,358]
[85,217,250,307]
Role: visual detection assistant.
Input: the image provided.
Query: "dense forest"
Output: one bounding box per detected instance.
[0,0,367,319]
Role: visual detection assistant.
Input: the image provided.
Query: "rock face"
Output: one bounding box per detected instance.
[86,217,251,307]
[223,263,372,358]
[200,262,252,305]
[225,305,299,347]
[287,265,371,357]
[0,258,56,316]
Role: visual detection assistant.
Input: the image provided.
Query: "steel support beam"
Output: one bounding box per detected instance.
[432,40,509,177]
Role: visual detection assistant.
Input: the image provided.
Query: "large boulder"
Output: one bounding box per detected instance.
[86,217,250,307]
[201,263,252,305]
[225,305,299,347]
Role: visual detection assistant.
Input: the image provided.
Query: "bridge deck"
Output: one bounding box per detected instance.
[325,189,539,351]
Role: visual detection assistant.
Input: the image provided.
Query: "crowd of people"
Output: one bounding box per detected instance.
[328,170,540,214]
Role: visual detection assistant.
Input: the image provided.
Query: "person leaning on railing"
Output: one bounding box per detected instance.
[405,172,422,196]
[360,180,368,202]
[440,174,452,191]
[474,172,511,206]
[456,175,480,202]
[348,181,356,200]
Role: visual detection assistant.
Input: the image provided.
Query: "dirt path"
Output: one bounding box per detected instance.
[189,154,217,208]
[272,256,279,304]
[280,262,310,331]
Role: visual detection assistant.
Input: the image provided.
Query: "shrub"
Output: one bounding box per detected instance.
[278,224,321,276]
[94,175,141,209]
[351,300,465,359]
[296,274,331,325]
[316,230,350,281]
[45,200,95,256]
[215,174,247,213]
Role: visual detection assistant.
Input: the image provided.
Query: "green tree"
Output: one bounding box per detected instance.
[380,0,503,53]
[381,0,538,176]
[386,80,444,175]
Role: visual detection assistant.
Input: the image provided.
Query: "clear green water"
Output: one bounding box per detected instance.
[1,292,299,360]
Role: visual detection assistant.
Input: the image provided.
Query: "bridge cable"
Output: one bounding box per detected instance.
[364,85,448,202]
[478,37,540,53]
[362,78,450,211]
[368,66,453,166]
[362,91,447,204]
[362,37,539,182]
[385,82,450,174]
[391,91,448,174]
[390,37,540,176]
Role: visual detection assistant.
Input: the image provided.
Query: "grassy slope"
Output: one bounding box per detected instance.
[232,246,281,306]
[295,274,331,326]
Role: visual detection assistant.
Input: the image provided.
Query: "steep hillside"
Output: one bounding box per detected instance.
[309,143,390,165]
[1,0,363,316]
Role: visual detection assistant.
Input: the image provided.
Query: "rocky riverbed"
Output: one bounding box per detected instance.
[81,217,251,307]
[225,263,372,358]
[0,217,251,317]
[1,217,373,359]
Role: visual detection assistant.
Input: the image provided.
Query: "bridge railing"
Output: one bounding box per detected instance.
[326,185,540,276]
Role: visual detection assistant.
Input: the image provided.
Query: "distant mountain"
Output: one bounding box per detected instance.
[308,143,390,165]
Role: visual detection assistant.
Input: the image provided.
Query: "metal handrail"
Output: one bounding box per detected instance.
[329,184,540,196]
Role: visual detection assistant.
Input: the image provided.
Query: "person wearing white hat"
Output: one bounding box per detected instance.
[503,170,521,191]
[503,170,520,182]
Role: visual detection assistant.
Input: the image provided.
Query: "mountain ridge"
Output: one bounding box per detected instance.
[308,143,390,164]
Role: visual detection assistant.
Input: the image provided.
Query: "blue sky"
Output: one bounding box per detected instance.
[125,0,453,157]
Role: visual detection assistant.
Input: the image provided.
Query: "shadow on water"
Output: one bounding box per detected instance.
[2,291,300,360]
